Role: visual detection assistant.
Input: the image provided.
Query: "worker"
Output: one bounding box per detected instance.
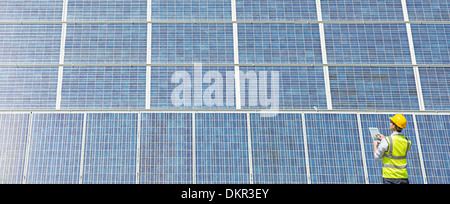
[373,114,412,184]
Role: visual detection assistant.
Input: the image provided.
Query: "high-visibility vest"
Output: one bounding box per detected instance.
[382,134,412,179]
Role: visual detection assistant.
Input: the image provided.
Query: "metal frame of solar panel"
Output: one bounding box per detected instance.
[0,0,449,184]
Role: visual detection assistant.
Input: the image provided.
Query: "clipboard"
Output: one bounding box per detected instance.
[369,127,381,142]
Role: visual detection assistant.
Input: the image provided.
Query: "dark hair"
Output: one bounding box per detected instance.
[394,123,403,132]
[391,120,403,132]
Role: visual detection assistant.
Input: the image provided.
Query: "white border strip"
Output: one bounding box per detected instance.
[301,113,311,184]
[192,113,196,184]
[56,65,64,110]
[413,114,428,184]
[232,0,241,109]
[5,63,450,68]
[3,109,450,115]
[146,0,152,109]
[246,113,254,184]
[231,0,237,22]
[3,20,450,25]
[357,113,369,184]
[316,0,332,110]
[78,112,87,184]
[56,0,69,110]
[401,0,425,111]
[412,66,425,111]
[22,113,33,184]
[136,112,141,184]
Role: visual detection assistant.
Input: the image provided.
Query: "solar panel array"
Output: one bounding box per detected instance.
[0,0,449,184]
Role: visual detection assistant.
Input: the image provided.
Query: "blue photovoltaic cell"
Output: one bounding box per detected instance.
[140,113,193,184]
[321,0,404,21]
[305,113,365,184]
[0,67,58,110]
[236,0,317,21]
[240,66,327,110]
[1,0,450,185]
[26,113,84,184]
[329,67,419,110]
[151,24,234,64]
[250,113,307,184]
[359,114,424,184]
[407,0,450,21]
[151,66,236,109]
[152,0,231,21]
[195,113,250,184]
[83,113,137,184]
[411,24,450,65]
[68,0,147,22]
[61,66,146,110]
[65,24,147,64]
[419,67,450,110]
[0,25,61,65]
[238,24,322,64]
[416,114,450,184]
[325,24,411,65]
[0,113,29,184]
[0,0,63,22]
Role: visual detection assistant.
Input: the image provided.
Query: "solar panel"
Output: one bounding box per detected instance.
[0,113,29,184]
[416,114,450,184]
[0,0,449,185]
[68,0,147,22]
[0,0,63,22]
[195,113,250,184]
[329,67,419,110]
[240,66,327,110]
[0,67,58,110]
[411,24,450,65]
[419,67,450,110]
[65,24,147,64]
[359,114,424,184]
[61,66,146,110]
[304,113,365,184]
[152,0,231,21]
[407,0,450,21]
[140,113,193,184]
[82,113,137,184]
[236,0,317,21]
[325,24,411,65]
[26,113,84,184]
[0,24,61,65]
[238,23,322,64]
[321,0,404,21]
[150,66,236,109]
[250,113,307,183]
[151,24,234,64]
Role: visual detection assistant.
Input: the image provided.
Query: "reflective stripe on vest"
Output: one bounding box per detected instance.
[383,136,411,160]
[382,134,411,179]
[383,164,407,169]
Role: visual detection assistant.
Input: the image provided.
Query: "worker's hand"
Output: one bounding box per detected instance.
[373,141,380,147]
[376,133,385,141]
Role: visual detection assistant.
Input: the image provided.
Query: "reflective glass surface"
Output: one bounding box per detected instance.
[416,114,450,184]
[195,113,250,184]
[0,113,30,184]
[0,67,58,110]
[250,113,307,183]
[329,67,419,110]
[305,113,365,184]
[140,113,193,184]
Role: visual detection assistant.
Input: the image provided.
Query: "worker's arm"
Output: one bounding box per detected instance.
[373,134,387,161]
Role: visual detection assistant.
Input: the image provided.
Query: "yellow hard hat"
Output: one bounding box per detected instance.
[389,114,407,129]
